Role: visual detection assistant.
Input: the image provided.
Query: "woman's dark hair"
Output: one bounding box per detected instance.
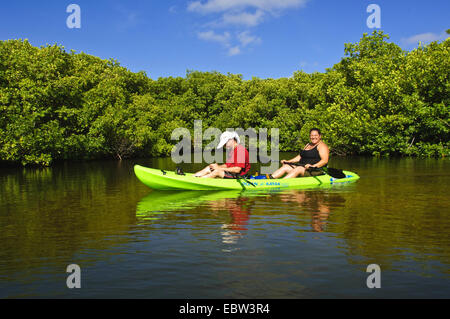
[310,128,321,135]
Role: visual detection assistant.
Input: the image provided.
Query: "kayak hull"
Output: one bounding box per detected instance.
[134,165,360,191]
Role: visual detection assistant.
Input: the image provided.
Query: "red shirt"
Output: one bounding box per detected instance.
[226,144,250,175]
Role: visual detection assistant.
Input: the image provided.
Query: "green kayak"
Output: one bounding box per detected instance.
[134,165,360,191]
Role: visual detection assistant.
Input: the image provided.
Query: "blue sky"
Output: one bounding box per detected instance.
[0,0,448,79]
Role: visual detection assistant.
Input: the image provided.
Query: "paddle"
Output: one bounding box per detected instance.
[322,167,346,179]
[236,176,256,189]
[284,162,346,179]
[232,172,256,187]
[256,155,348,179]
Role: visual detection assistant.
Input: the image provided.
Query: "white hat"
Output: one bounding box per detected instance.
[217,131,240,149]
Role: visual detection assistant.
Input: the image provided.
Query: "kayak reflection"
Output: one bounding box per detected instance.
[136,190,243,220]
[136,190,255,250]
[135,189,346,237]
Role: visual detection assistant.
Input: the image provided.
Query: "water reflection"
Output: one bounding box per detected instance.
[278,191,346,232]
[0,161,146,283]
[210,197,252,247]
[1,157,449,298]
[136,190,254,249]
[136,189,346,250]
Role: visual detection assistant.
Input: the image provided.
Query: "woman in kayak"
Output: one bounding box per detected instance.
[194,131,250,179]
[271,128,329,179]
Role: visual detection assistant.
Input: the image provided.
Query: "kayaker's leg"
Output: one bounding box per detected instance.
[202,169,225,178]
[194,166,212,177]
[283,166,306,179]
[271,164,294,179]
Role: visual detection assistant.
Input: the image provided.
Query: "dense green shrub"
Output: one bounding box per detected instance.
[0,31,448,166]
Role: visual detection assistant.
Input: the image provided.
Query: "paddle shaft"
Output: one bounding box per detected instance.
[284,162,345,179]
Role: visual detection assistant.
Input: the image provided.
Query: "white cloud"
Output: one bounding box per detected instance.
[228,46,241,56]
[197,30,262,56]
[222,10,265,27]
[188,0,308,56]
[197,31,251,56]
[188,0,307,27]
[401,31,449,45]
[197,30,231,45]
[237,31,261,47]
[187,0,308,14]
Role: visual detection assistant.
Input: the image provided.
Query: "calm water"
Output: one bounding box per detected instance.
[0,155,449,298]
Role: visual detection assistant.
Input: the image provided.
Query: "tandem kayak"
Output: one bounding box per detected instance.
[134,165,360,191]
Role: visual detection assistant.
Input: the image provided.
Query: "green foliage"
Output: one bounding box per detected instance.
[0,32,448,166]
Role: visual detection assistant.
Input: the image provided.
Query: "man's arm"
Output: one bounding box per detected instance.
[210,163,227,169]
[222,166,243,174]
[210,163,241,173]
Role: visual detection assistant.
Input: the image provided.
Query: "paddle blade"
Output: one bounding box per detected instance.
[325,167,346,179]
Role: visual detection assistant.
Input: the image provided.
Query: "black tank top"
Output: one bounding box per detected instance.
[298,144,321,165]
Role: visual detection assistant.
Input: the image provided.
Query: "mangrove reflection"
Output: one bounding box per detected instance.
[0,161,147,278]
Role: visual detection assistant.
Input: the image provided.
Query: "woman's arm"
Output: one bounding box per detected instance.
[282,155,300,164]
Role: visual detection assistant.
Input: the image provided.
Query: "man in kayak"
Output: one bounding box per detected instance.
[194,131,250,178]
[271,128,329,179]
